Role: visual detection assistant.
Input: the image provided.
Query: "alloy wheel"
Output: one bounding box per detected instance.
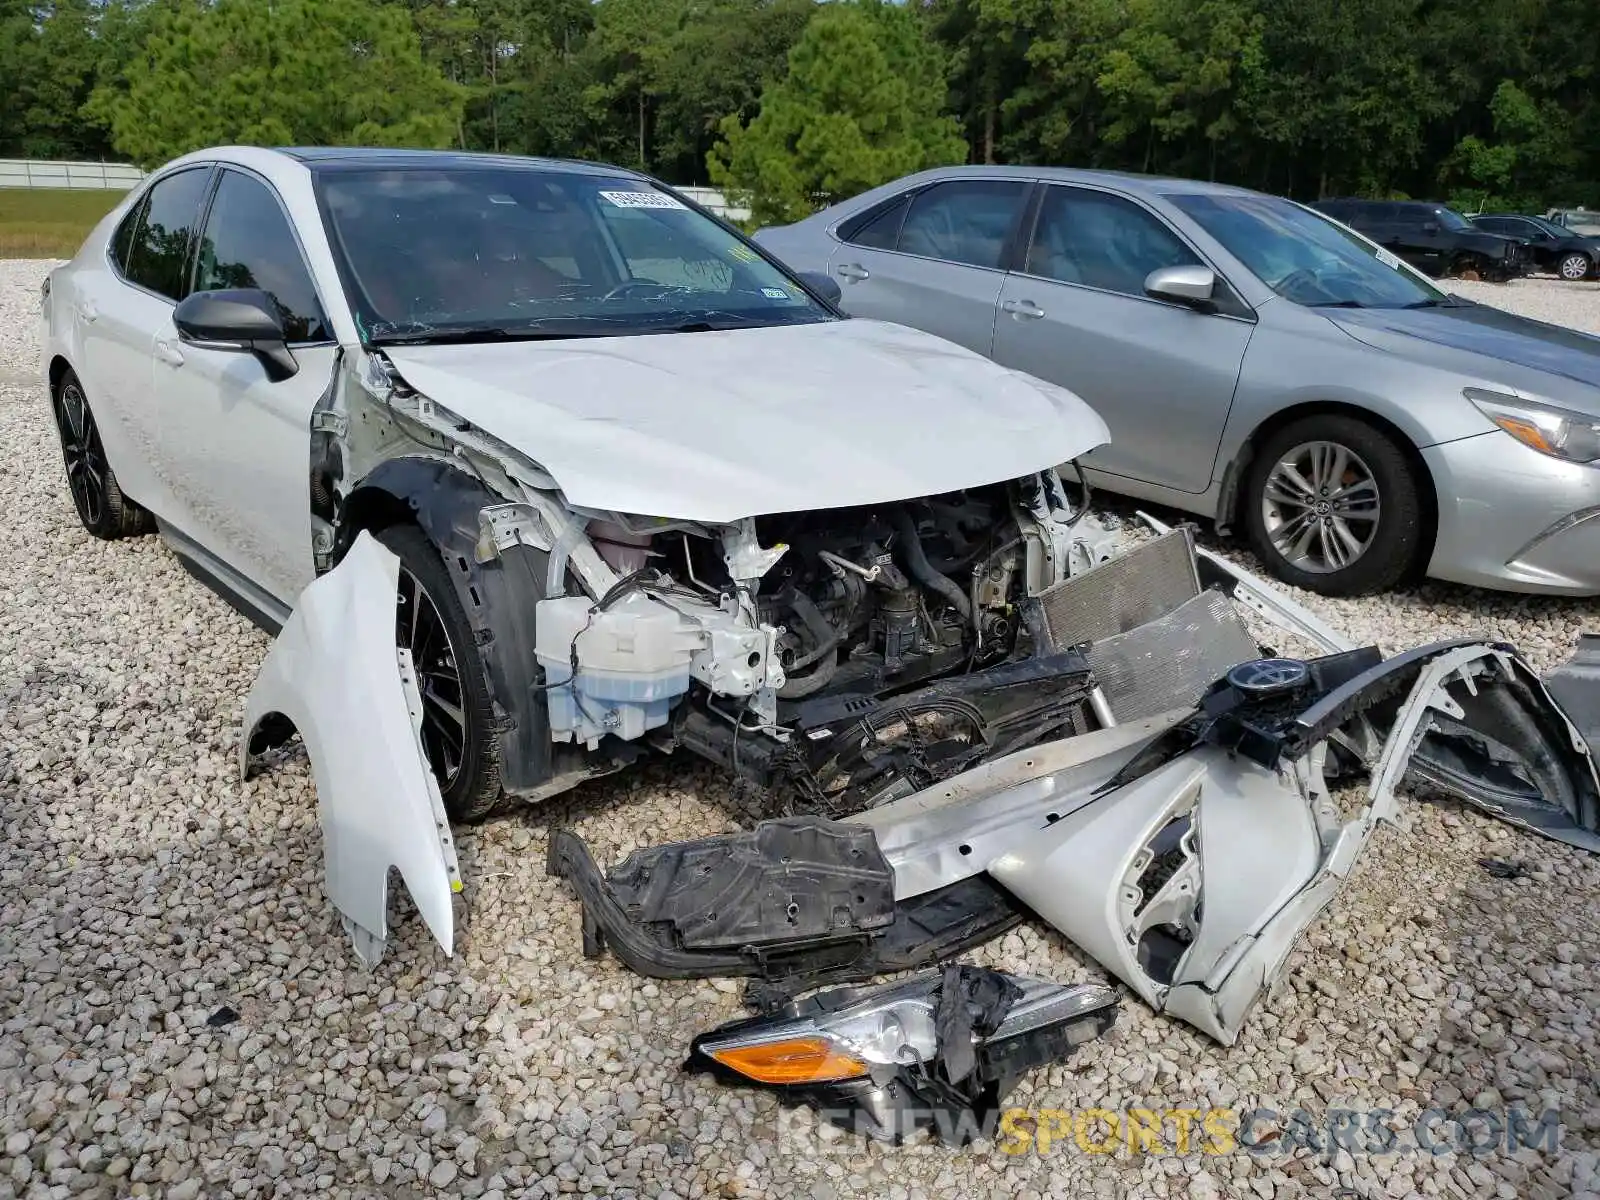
[1560,253,1591,281]
[395,565,467,786]
[55,380,108,528]
[1260,440,1382,575]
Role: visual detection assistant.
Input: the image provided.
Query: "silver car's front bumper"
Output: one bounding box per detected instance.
[1425,431,1600,595]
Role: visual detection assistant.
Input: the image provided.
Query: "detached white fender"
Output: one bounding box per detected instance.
[240,531,462,967]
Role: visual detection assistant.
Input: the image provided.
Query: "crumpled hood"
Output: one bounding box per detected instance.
[381,318,1109,523]
[1329,302,1600,410]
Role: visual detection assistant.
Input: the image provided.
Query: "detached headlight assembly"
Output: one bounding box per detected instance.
[686,966,1117,1144]
[1467,388,1600,464]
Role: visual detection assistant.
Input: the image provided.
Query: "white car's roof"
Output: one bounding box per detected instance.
[149,145,648,188]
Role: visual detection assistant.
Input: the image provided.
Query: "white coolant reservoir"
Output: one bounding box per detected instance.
[535,593,699,748]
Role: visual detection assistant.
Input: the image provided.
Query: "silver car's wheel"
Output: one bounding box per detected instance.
[1260,440,1382,575]
[1559,252,1592,281]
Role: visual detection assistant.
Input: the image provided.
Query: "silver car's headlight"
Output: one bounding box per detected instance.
[1467,388,1600,464]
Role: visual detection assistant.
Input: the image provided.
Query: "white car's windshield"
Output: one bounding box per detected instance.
[1171,193,1450,309]
[315,165,834,342]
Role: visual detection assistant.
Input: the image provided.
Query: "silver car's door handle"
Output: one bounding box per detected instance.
[836,263,870,281]
[154,339,185,367]
[1002,298,1046,319]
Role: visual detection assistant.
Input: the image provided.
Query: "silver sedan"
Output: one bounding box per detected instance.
[756,166,1600,596]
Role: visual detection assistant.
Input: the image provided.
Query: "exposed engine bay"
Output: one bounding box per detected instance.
[526,469,1119,813]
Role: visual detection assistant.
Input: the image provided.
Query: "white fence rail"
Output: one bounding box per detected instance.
[675,185,750,223]
[0,159,146,190]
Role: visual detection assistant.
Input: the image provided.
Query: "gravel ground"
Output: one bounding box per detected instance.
[3,259,1600,1200]
[1451,276,1600,336]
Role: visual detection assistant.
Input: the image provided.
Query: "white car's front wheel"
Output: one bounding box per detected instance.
[377,522,504,823]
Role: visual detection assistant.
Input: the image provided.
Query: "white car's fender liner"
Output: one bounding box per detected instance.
[241,531,462,967]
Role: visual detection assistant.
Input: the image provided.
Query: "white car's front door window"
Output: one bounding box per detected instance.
[154,168,336,603]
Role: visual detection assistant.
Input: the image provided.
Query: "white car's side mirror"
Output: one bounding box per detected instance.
[173,287,299,381]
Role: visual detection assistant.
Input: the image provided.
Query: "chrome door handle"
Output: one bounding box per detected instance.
[835,263,870,281]
[154,339,185,367]
[1002,299,1046,319]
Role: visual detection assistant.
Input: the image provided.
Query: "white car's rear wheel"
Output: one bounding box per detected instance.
[52,369,154,540]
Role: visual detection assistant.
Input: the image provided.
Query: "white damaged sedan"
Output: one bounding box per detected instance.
[42,148,1600,1083]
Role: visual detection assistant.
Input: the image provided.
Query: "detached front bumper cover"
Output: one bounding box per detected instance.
[686,965,1118,1144]
[989,638,1600,1042]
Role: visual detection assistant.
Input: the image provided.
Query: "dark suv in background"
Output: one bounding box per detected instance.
[1314,199,1527,281]
[1470,212,1598,281]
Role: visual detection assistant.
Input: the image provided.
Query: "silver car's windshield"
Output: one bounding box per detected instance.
[315,166,834,343]
[1171,193,1449,309]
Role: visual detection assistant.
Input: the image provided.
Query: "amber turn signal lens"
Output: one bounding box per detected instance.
[707,1037,869,1084]
[1490,413,1558,455]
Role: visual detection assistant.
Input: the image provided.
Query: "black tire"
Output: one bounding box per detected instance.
[377,523,503,823]
[52,368,155,539]
[1558,251,1593,282]
[1449,253,1485,281]
[1243,414,1424,597]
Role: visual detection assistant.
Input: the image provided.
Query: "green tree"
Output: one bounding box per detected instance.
[930,0,1030,163]
[709,0,965,225]
[1236,0,1447,196]
[975,0,1124,166]
[90,0,463,167]
[1095,0,1261,178]
[1442,81,1579,210]
[578,0,687,170]
[650,0,813,183]
[0,0,39,155]
[1,0,120,159]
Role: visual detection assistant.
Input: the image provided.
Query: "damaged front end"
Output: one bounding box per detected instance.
[244,337,1600,1129]
[548,634,1600,1047]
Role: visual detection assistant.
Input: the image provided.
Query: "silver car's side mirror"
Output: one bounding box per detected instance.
[1144,265,1217,310]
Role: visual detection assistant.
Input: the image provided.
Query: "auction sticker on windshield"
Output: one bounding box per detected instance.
[1375,248,1403,270]
[600,190,686,210]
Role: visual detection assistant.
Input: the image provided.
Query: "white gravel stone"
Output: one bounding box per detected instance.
[2,258,1599,1197]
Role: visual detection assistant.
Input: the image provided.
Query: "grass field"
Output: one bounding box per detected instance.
[0,189,123,258]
